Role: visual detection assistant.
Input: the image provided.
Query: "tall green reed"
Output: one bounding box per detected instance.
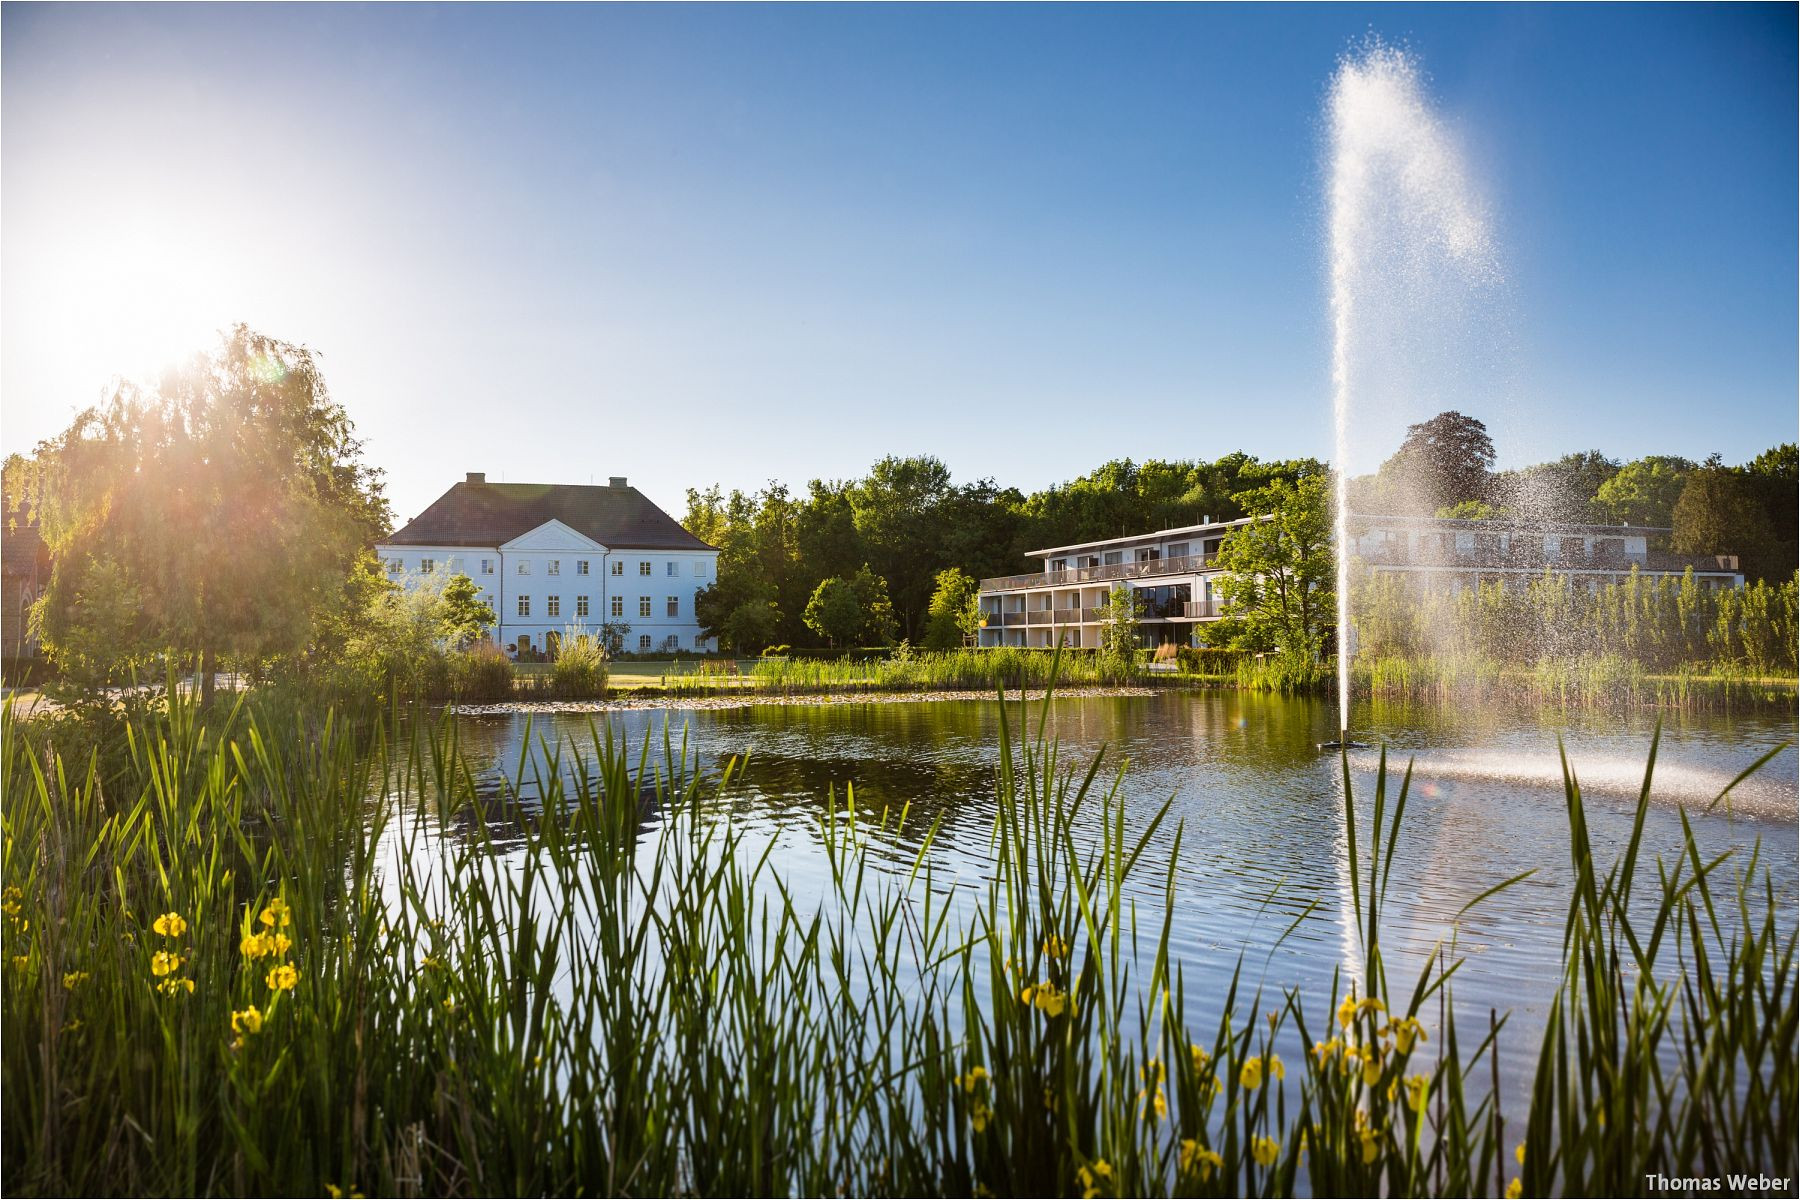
[1,676,1792,1196]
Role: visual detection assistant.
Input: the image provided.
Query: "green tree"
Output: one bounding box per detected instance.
[1494,450,1620,522]
[846,456,953,640]
[694,572,781,653]
[1212,474,1335,660]
[1593,456,1694,528]
[1672,455,1775,579]
[595,621,632,657]
[1097,584,1141,668]
[847,564,898,646]
[803,577,862,648]
[439,573,497,648]
[1375,411,1496,514]
[1740,443,1798,583]
[10,327,388,703]
[924,567,980,649]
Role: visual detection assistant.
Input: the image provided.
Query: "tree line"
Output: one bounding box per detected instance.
[682,453,1325,652]
[6,329,1792,687]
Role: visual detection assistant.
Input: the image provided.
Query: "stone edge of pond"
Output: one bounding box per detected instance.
[448,685,1165,716]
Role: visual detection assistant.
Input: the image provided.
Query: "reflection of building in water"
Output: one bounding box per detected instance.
[377,473,720,656]
[1348,514,1743,594]
[976,519,1253,649]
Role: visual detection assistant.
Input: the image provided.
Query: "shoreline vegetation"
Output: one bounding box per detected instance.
[8,648,1795,720]
[2,682,1792,1197]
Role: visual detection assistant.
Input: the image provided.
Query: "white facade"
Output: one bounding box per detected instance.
[976,519,1253,649]
[1349,514,1744,594]
[976,513,1745,651]
[376,518,718,654]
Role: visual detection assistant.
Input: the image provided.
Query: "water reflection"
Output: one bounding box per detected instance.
[429,691,1795,1089]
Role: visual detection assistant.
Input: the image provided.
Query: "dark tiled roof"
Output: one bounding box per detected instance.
[384,482,714,551]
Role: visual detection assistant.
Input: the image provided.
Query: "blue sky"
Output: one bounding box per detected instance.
[3,3,1794,523]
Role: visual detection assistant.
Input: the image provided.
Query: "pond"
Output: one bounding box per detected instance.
[428,690,1797,1092]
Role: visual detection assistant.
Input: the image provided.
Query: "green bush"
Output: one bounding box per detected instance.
[445,645,514,703]
[548,634,608,699]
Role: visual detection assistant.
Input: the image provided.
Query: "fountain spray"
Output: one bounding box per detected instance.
[1325,45,1499,738]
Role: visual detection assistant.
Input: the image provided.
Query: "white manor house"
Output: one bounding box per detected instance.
[977,513,1743,650]
[377,474,720,655]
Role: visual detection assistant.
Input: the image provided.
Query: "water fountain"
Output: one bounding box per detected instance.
[1323,44,1501,745]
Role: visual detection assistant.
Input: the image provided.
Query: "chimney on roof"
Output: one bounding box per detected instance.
[609,476,628,488]
[466,472,486,484]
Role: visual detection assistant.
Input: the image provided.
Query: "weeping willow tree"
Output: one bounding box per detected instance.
[5,326,388,702]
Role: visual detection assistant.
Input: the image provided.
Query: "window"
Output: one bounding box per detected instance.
[420,559,435,574]
[546,596,561,618]
[638,634,652,650]
[1103,551,1123,566]
[517,595,531,617]
[694,561,709,578]
[638,561,651,576]
[576,596,590,618]
[638,596,652,618]
[611,596,624,618]
[666,561,678,577]
[548,560,561,576]
[387,559,403,575]
[517,560,531,575]
[481,558,494,575]
[666,596,679,617]
[611,561,623,576]
[577,560,590,576]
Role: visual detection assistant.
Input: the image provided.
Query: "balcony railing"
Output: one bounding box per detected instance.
[1027,610,1052,625]
[981,552,1219,592]
[1357,547,1739,573]
[1182,600,1221,619]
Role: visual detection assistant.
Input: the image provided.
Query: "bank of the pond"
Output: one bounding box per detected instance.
[450,682,1167,715]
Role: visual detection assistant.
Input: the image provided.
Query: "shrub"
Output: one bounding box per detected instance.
[549,633,607,699]
[446,645,515,703]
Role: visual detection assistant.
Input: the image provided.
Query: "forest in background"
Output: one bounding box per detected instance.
[682,410,1798,652]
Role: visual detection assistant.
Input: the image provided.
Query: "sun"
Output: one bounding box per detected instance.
[5,197,252,444]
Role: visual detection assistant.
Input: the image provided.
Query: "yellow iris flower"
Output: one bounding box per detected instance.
[259,897,291,928]
[1180,1139,1223,1181]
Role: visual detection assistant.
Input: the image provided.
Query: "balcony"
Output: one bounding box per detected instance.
[1183,600,1221,619]
[1027,610,1052,625]
[981,552,1219,592]
[1357,546,1737,574]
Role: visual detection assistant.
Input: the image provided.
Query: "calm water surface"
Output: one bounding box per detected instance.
[429,691,1797,1088]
